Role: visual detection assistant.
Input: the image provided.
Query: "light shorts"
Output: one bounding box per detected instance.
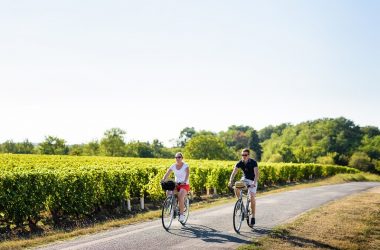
[241,177,257,195]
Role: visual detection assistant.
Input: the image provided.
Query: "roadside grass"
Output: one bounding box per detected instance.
[0,172,379,250]
[239,185,380,250]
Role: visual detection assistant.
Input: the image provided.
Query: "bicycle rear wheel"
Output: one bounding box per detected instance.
[162,196,174,230]
[246,199,253,228]
[180,196,190,225]
[233,199,244,233]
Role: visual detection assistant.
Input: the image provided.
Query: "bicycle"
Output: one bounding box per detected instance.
[161,180,190,230]
[232,181,254,233]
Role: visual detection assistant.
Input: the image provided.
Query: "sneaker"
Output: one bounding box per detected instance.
[250,217,255,226]
[179,214,185,223]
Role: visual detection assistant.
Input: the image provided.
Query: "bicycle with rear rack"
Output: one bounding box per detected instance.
[232,181,254,233]
[160,180,190,230]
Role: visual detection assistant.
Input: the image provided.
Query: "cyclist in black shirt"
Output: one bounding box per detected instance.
[228,148,259,226]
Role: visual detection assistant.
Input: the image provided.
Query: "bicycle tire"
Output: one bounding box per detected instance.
[233,199,244,233]
[246,198,253,228]
[162,196,174,230]
[180,196,190,225]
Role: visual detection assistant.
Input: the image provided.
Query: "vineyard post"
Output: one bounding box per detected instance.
[140,196,144,210]
[127,199,131,211]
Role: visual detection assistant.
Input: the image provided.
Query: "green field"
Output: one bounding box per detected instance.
[0,154,358,230]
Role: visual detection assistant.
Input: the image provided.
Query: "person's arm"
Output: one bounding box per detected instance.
[253,166,259,187]
[228,166,239,187]
[162,168,173,182]
[184,166,189,184]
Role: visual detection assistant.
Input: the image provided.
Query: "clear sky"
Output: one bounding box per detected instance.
[1,0,379,146]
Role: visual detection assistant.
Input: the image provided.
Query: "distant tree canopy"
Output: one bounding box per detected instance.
[260,117,379,171]
[0,139,35,154]
[100,128,127,157]
[1,118,379,172]
[177,127,196,148]
[39,136,68,155]
[219,125,262,161]
[258,123,290,142]
[184,134,235,160]
[125,141,154,158]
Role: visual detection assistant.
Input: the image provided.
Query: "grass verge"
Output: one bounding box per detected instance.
[1,172,379,250]
[239,185,380,250]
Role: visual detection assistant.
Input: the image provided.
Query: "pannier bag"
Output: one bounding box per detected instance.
[161,180,176,191]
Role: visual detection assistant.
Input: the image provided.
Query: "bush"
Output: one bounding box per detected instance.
[349,152,376,172]
[268,154,283,163]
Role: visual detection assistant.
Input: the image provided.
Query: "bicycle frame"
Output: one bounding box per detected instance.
[238,187,251,220]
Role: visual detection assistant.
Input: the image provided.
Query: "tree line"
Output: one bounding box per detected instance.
[0,128,174,159]
[1,117,379,172]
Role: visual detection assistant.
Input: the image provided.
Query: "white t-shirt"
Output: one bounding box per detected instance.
[170,163,189,184]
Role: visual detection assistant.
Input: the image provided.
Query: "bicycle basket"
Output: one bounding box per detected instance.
[234,181,246,189]
[161,180,176,191]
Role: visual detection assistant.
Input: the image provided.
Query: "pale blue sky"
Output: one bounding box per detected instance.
[0,0,379,146]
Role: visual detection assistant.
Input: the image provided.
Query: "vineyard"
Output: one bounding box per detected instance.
[0,154,359,229]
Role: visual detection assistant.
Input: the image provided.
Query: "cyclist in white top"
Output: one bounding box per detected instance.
[162,152,190,223]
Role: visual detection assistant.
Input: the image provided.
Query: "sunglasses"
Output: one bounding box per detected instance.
[175,156,182,159]
[241,154,248,157]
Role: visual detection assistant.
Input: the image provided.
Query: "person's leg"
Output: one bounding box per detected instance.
[178,188,187,214]
[234,187,241,198]
[250,192,256,217]
[249,183,257,225]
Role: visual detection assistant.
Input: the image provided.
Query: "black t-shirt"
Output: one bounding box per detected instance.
[235,158,258,181]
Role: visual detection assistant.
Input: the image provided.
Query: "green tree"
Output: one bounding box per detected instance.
[267,153,283,163]
[184,134,234,160]
[219,125,251,150]
[69,144,84,156]
[349,152,375,172]
[16,139,35,154]
[83,140,100,156]
[125,141,154,158]
[360,126,380,138]
[177,127,196,147]
[248,129,262,161]
[151,139,173,158]
[258,123,290,142]
[39,136,68,155]
[100,128,126,157]
[1,140,17,153]
[359,135,380,160]
[261,117,363,165]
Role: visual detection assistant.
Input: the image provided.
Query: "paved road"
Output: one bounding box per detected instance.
[38,182,380,250]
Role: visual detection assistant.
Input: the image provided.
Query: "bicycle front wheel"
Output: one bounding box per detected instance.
[233,199,244,233]
[162,196,174,230]
[180,196,190,225]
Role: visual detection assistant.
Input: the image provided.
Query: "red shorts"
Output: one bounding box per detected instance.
[176,183,190,192]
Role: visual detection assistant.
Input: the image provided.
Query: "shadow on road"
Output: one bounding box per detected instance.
[166,223,252,244]
[237,226,273,238]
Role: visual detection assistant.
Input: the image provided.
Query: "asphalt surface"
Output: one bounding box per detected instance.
[37,182,380,250]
